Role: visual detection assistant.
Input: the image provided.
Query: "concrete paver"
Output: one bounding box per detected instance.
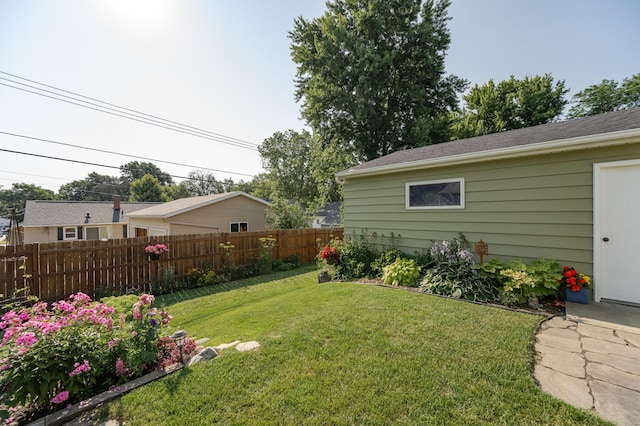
[534,312,640,426]
[536,344,585,378]
[591,380,640,426]
[534,364,593,409]
[576,322,627,344]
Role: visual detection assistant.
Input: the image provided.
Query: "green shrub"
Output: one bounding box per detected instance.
[487,258,560,305]
[332,239,378,280]
[382,258,420,287]
[371,249,408,278]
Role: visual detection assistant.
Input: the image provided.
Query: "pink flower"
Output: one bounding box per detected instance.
[15,331,38,348]
[115,358,129,376]
[133,307,142,320]
[139,294,154,306]
[69,359,91,377]
[108,337,120,348]
[52,390,70,404]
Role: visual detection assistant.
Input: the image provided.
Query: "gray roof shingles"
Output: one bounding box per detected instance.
[22,200,161,227]
[345,107,640,172]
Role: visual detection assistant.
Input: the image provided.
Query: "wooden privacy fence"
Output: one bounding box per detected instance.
[0,228,343,303]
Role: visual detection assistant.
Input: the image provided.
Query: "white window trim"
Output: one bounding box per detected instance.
[63,226,77,240]
[229,221,249,232]
[405,178,465,210]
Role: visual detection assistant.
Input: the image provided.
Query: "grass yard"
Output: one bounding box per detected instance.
[99,266,609,425]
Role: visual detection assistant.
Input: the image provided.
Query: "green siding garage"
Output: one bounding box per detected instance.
[337,108,640,306]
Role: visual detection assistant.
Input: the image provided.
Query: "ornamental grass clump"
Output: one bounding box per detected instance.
[0,292,174,422]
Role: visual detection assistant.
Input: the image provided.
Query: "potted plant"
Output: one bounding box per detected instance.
[560,266,590,304]
[320,244,340,265]
[145,243,170,261]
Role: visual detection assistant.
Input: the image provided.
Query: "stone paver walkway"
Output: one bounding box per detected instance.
[535,316,640,426]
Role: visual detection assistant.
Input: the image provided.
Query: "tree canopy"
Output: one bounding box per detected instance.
[120,161,173,187]
[0,183,56,222]
[568,73,640,118]
[451,74,568,139]
[128,174,170,202]
[259,130,320,206]
[289,0,466,162]
[58,173,126,201]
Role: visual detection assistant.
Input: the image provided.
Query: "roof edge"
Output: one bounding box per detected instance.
[128,192,271,219]
[336,127,640,180]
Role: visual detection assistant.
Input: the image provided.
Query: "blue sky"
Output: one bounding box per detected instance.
[0,0,638,193]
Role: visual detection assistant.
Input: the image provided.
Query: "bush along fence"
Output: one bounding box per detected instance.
[0,228,343,303]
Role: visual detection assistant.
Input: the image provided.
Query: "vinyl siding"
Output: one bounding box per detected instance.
[167,196,268,232]
[343,142,640,275]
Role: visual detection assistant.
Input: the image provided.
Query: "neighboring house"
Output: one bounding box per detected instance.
[126,191,271,236]
[22,197,160,243]
[311,201,342,229]
[336,107,640,306]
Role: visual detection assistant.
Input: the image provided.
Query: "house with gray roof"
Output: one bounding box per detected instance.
[311,201,342,229]
[126,191,271,236]
[22,197,160,243]
[336,107,640,306]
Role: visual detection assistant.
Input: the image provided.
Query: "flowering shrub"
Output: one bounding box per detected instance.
[0,292,173,419]
[156,336,197,369]
[144,244,170,256]
[560,266,590,292]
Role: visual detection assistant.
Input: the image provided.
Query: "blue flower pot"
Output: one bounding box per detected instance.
[565,287,588,304]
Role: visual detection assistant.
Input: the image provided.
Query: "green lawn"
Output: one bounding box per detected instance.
[100,267,609,425]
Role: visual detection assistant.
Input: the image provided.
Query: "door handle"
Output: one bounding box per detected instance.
[602,237,610,242]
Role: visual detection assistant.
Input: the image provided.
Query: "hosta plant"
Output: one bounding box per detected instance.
[382,258,421,287]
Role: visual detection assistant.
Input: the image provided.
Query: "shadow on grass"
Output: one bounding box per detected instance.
[155,264,318,307]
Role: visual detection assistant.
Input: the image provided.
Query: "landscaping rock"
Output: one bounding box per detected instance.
[187,347,217,366]
[236,341,260,352]
[213,340,241,351]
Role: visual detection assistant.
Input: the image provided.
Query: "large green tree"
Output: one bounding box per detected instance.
[178,170,225,197]
[58,173,126,201]
[259,130,320,206]
[129,174,170,202]
[451,74,568,138]
[568,73,640,118]
[120,161,173,187]
[289,0,466,162]
[0,183,56,222]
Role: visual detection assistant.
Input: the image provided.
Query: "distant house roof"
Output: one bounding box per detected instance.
[22,200,161,227]
[314,201,342,226]
[336,107,640,179]
[127,192,271,218]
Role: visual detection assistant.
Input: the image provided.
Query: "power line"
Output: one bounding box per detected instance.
[0,131,255,177]
[0,71,259,148]
[0,148,195,180]
[0,80,260,151]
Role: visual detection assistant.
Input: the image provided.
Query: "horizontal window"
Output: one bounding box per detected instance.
[230,222,248,232]
[406,178,465,209]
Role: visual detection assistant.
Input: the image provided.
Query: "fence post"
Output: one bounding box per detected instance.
[30,243,40,300]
